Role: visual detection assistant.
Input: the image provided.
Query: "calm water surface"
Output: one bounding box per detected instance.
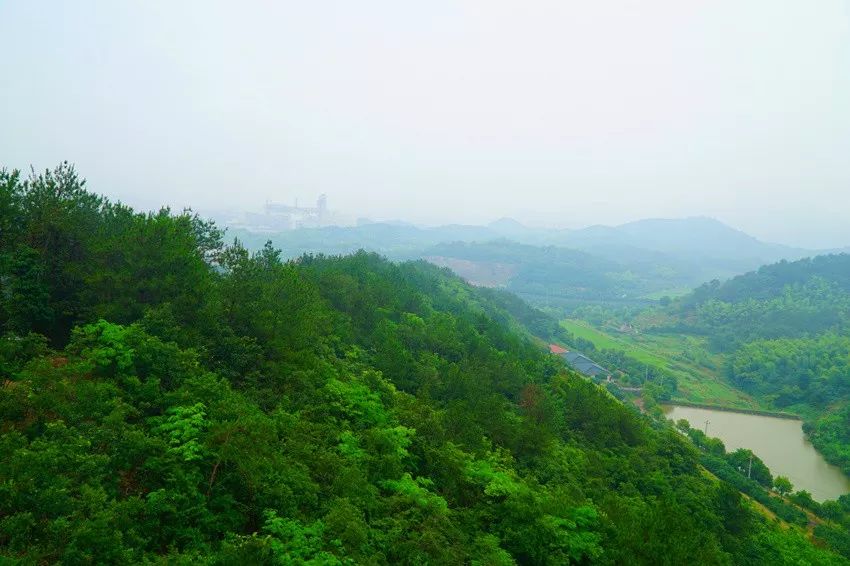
[663,404,850,502]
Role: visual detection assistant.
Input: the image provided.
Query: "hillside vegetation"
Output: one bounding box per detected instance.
[0,164,845,564]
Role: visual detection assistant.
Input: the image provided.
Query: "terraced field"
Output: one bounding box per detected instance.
[560,319,761,409]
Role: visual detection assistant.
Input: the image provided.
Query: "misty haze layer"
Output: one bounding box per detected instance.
[1,1,848,247]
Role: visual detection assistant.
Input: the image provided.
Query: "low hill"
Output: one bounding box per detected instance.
[554,217,811,280]
[671,253,850,347]
[685,253,850,306]
[607,217,795,260]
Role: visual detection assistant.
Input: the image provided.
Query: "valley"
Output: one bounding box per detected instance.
[558,319,756,408]
[552,255,850,511]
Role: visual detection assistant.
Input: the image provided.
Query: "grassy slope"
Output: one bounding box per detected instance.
[639,287,693,300]
[559,319,761,409]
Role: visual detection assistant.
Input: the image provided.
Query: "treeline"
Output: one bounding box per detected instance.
[0,164,846,564]
[673,256,850,351]
[686,255,850,305]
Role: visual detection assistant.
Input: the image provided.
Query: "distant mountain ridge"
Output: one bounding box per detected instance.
[564,217,805,261]
[228,216,834,305]
[233,215,811,255]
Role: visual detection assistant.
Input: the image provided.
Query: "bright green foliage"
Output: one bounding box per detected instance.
[70,320,135,374]
[0,165,846,564]
[381,474,448,513]
[726,448,773,488]
[155,403,209,462]
[261,511,346,565]
[728,334,850,406]
[774,476,794,496]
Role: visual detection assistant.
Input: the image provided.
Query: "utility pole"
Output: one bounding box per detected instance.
[704,420,710,436]
[748,453,753,479]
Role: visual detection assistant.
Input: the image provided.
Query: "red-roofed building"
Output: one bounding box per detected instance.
[549,344,568,355]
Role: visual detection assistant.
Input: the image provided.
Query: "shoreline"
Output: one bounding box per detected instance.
[663,400,801,420]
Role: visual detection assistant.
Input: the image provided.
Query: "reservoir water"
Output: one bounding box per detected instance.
[663,404,850,502]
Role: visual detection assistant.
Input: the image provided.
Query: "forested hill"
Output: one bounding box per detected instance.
[685,254,850,307]
[672,254,850,349]
[0,164,844,564]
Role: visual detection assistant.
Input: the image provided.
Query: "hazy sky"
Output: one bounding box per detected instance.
[2,1,849,248]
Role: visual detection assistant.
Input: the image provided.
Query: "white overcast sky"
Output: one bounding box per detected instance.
[1,1,849,247]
